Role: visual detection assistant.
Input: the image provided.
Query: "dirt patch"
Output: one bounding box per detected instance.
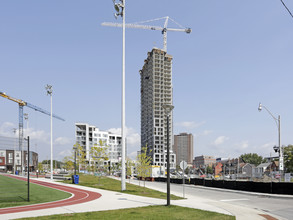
[259,214,278,220]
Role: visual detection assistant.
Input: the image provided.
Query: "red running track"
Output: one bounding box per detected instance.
[0,175,102,215]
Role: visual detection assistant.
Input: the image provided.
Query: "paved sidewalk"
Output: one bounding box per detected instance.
[110,177,287,220]
[0,177,284,220]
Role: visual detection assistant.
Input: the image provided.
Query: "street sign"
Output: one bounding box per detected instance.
[285,173,291,182]
[279,157,284,171]
[180,161,187,170]
[180,160,187,199]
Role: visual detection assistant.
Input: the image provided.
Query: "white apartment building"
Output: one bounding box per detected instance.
[75,123,122,166]
[140,48,176,169]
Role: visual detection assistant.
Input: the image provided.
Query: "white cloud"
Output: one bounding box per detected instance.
[54,149,73,161]
[213,136,229,146]
[54,137,72,145]
[175,121,205,129]
[128,151,138,160]
[260,142,275,150]
[195,130,213,137]
[107,126,141,155]
[236,141,249,150]
[0,122,17,137]
[26,129,50,144]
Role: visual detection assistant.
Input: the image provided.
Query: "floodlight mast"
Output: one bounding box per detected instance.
[112,0,126,191]
[102,16,191,52]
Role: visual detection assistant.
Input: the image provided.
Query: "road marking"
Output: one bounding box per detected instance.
[220,198,250,202]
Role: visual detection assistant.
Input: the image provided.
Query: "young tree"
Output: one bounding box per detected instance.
[284,145,293,172]
[73,142,87,173]
[63,156,74,172]
[136,146,152,190]
[126,158,134,183]
[38,162,44,173]
[89,140,109,175]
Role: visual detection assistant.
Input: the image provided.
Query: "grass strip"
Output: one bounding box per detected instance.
[19,205,235,220]
[0,174,71,208]
[63,174,182,200]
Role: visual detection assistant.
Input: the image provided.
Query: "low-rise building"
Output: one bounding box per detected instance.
[0,149,38,173]
[75,122,122,167]
[193,155,216,169]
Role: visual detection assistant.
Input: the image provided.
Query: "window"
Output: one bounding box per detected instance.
[0,158,2,163]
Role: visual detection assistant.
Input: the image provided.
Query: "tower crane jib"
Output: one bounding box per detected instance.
[0,91,65,152]
[101,16,191,52]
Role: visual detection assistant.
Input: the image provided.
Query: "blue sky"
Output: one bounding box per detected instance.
[0,0,292,161]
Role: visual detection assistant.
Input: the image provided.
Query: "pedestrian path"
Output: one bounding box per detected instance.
[0,176,284,220]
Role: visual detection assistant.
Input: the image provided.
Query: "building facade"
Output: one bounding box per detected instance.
[140,48,176,168]
[0,149,38,173]
[193,155,216,168]
[75,123,122,166]
[173,133,193,166]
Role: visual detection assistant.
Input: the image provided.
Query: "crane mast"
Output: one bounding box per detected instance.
[0,91,65,152]
[102,16,191,51]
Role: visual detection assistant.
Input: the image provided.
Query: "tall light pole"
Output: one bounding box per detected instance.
[162,104,174,206]
[73,145,77,176]
[258,103,284,175]
[45,85,53,180]
[112,0,126,191]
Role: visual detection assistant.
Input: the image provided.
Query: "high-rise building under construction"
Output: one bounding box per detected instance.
[140,48,176,169]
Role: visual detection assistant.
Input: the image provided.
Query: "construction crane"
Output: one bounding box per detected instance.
[0,91,65,151]
[101,16,191,52]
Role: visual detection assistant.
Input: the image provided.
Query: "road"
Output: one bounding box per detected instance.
[130,179,293,220]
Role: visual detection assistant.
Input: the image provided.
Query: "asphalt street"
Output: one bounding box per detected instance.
[129,178,293,220]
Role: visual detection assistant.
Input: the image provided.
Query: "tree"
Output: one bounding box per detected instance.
[89,140,109,174]
[73,142,87,172]
[38,162,44,173]
[126,158,134,183]
[206,166,213,175]
[284,145,293,172]
[63,156,74,172]
[136,146,152,190]
[240,153,263,166]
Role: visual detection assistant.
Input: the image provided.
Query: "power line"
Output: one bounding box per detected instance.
[279,0,293,19]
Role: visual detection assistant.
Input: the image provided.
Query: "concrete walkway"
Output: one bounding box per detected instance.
[0,177,284,220]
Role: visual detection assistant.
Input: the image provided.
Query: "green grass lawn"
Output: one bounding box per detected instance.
[63,174,182,200]
[0,174,71,208]
[19,205,235,220]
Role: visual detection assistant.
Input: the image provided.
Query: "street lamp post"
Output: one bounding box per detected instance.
[12,128,17,174]
[45,85,53,181]
[162,104,174,206]
[24,113,29,176]
[112,0,126,191]
[258,103,284,176]
[73,146,77,176]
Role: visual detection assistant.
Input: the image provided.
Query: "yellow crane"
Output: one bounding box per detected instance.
[0,90,65,151]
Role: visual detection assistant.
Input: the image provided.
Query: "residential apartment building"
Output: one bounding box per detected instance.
[173,133,193,165]
[75,123,122,166]
[193,155,216,168]
[0,149,38,173]
[140,48,176,169]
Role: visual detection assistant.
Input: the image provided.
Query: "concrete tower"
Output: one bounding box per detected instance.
[140,48,176,169]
